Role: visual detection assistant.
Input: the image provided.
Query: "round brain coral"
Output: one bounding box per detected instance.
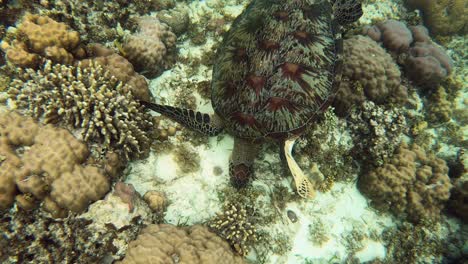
[122,16,177,77]
[333,35,407,116]
[358,143,452,223]
[117,224,245,264]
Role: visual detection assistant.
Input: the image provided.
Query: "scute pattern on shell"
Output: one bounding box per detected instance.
[211,0,342,139]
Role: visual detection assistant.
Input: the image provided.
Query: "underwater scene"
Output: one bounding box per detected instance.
[0,0,466,263]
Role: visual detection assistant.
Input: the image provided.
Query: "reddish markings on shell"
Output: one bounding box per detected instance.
[247,74,265,95]
[259,39,280,51]
[231,112,259,128]
[302,6,322,22]
[292,31,318,45]
[273,11,289,21]
[281,62,303,80]
[266,97,299,112]
[223,80,238,98]
[233,47,248,63]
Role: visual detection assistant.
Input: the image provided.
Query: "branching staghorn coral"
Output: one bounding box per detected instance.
[8,60,153,159]
[209,202,257,256]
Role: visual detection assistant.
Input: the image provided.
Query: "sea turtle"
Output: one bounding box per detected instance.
[141,0,363,198]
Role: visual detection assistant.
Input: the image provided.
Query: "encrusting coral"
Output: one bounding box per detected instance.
[117,224,245,264]
[332,35,407,116]
[8,60,153,159]
[122,16,177,77]
[358,143,452,223]
[0,111,111,217]
[209,203,257,256]
[0,13,85,68]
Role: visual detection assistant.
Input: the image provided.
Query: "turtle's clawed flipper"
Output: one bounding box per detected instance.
[229,138,261,188]
[140,101,224,136]
[332,0,363,25]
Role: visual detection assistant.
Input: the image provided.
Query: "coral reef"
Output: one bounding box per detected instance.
[117,224,245,264]
[380,220,468,263]
[333,35,407,116]
[358,143,452,223]
[0,13,84,68]
[143,190,167,214]
[404,0,467,36]
[348,101,407,167]
[363,20,453,88]
[113,182,138,213]
[0,209,142,263]
[426,86,453,123]
[122,16,177,77]
[43,0,176,43]
[364,19,413,53]
[405,39,454,87]
[81,44,151,101]
[0,111,111,216]
[8,60,153,159]
[448,175,468,223]
[156,7,190,36]
[209,203,257,256]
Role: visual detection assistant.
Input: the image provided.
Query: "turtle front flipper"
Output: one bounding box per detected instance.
[284,137,315,198]
[229,138,261,188]
[140,101,224,136]
[332,0,363,25]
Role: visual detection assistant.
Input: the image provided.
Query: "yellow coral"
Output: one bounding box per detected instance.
[0,112,110,216]
[1,13,82,67]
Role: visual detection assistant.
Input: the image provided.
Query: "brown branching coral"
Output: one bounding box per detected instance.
[209,203,257,256]
[8,60,153,159]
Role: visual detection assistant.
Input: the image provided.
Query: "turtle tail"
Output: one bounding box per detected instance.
[332,0,363,25]
[139,101,224,136]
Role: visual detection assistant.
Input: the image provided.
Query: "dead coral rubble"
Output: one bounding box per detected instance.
[358,143,452,223]
[0,209,142,263]
[8,60,153,159]
[117,224,245,264]
[0,112,112,217]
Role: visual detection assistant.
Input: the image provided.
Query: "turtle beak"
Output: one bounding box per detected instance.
[284,136,315,198]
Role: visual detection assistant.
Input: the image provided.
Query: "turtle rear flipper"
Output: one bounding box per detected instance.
[284,137,316,198]
[140,101,224,136]
[332,0,363,25]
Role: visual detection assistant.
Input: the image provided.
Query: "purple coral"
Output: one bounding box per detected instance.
[405,42,453,87]
[404,25,453,87]
[363,19,413,53]
[364,20,453,88]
